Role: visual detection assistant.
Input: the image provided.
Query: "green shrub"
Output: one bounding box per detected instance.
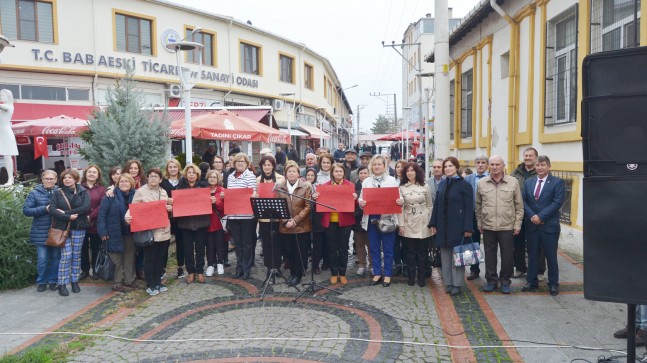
[175,153,202,168]
[0,185,37,291]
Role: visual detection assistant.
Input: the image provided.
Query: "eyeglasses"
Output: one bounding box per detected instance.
[235,160,246,164]
[148,175,160,179]
[43,178,56,181]
[214,161,223,164]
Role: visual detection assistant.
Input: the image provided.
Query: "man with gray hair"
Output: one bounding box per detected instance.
[301,152,319,176]
[476,155,524,294]
[463,154,490,280]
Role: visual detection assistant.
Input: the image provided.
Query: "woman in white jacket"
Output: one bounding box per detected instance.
[358,155,404,287]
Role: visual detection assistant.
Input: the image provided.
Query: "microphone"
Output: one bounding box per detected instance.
[271,182,280,192]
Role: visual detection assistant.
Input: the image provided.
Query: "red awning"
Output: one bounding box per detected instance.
[159,107,278,130]
[12,103,95,122]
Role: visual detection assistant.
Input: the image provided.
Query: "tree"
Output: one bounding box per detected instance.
[371,114,395,134]
[80,67,171,180]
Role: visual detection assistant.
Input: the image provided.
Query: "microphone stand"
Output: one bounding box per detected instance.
[273,188,343,301]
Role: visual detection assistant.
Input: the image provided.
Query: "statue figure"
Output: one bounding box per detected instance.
[0,89,18,186]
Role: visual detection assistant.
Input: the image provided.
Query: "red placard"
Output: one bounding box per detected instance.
[316,184,355,212]
[224,188,254,215]
[362,187,402,215]
[129,200,169,232]
[172,188,212,217]
[257,183,276,198]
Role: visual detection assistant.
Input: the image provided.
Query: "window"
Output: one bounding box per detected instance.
[304,63,314,90]
[186,28,215,66]
[544,7,578,126]
[115,12,153,55]
[0,0,54,42]
[0,83,89,101]
[240,41,261,75]
[461,69,473,138]
[0,83,20,98]
[68,89,89,101]
[590,0,640,53]
[279,53,294,83]
[449,79,455,140]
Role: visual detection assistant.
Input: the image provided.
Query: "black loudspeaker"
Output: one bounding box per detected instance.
[582,47,647,304]
[583,177,647,304]
[582,46,647,177]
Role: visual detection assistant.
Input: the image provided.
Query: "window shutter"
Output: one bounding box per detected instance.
[37,1,53,43]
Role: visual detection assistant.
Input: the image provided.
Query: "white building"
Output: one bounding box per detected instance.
[425,0,644,250]
[0,0,353,174]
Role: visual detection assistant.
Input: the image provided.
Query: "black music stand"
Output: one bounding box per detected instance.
[251,198,299,300]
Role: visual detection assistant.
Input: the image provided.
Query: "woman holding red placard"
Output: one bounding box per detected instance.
[275,161,312,286]
[358,155,404,287]
[312,163,357,285]
[205,170,226,276]
[256,155,285,279]
[176,163,210,284]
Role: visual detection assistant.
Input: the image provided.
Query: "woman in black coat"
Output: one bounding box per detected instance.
[48,170,91,297]
[428,157,473,296]
[176,163,210,284]
[98,173,136,292]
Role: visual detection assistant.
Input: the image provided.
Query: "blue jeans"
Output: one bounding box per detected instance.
[367,222,395,277]
[36,245,61,284]
[638,305,647,330]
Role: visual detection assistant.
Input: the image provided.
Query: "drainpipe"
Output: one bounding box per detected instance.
[223,19,234,105]
[490,0,518,172]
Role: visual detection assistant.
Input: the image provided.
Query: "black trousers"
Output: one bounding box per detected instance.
[483,230,514,286]
[81,233,101,274]
[182,228,207,274]
[470,214,481,273]
[393,234,407,269]
[282,232,311,277]
[311,231,326,269]
[259,222,282,270]
[144,240,169,289]
[404,237,429,282]
[206,229,226,266]
[325,223,351,276]
[168,221,185,268]
[228,219,257,276]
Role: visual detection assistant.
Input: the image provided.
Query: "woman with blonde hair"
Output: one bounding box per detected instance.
[80,164,106,280]
[358,155,404,287]
[160,159,187,279]
[222,153,258,280]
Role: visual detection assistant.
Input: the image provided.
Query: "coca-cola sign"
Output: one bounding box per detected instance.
[42,126,78,136]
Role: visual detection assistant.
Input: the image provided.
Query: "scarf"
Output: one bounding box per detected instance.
[262,171,276,183]
[287,180,299,194]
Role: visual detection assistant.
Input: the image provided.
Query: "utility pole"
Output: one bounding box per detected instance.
[356,104,366,147]
[369,92,397,131]
[435,0,451,159]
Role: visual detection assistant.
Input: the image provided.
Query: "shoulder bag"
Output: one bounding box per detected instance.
[452,237,484,267]
[94,241,115,281]
[46,190,72,247]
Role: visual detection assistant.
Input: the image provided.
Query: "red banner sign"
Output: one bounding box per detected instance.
[172,188,212,217]
[224,188,254,215]
[129,200,170,232]
[362,187,402,215]
[316,184,355,213]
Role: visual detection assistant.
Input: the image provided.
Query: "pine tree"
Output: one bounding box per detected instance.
[80,67,171,180]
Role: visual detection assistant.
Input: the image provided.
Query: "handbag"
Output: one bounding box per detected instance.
[94,242,115,281]
[133,230,154,248]
[452,237,484,267]
[46,190,72,247]
[378,215,397,233]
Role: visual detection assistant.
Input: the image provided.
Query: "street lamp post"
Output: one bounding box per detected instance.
[279,93,295,147]
[166,29,204,158]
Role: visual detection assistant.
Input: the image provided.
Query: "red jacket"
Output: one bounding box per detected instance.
[320,179,356,228]
[208,186,225,232]
[83,183,106,234]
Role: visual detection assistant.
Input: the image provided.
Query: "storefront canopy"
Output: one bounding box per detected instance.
[299,124,331,140]
[279,128,308,137]
[377,130,418,141]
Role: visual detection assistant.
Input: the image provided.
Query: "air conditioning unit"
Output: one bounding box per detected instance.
[166,84,182,98]
[273,99,284,110]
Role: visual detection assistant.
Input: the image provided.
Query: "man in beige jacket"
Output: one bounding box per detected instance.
[475,155,524,294]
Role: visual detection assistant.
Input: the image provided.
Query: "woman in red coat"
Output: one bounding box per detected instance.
[205,170,226,276]
[313,163,357,284]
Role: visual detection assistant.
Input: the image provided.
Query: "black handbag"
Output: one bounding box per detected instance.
[133,230,154,248]
[94,243,115,281]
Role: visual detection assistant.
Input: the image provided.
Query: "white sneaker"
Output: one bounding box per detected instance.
[357,267,365,276]
[146,287,159,296]
[537,274,545,282]
[157,284,168,293]
[206,265,215,277]
[217,264,224,275]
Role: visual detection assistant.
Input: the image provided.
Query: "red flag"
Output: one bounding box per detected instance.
[34,136,49,159]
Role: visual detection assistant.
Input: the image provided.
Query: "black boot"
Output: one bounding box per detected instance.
[71,282,81,293]
[58,284,69,296]
[37,284,47,292]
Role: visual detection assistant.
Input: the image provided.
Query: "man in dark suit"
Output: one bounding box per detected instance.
[521,155,565,296]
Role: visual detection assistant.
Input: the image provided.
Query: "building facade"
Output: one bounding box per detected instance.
[425,0,644,250]
[0,0,353,173]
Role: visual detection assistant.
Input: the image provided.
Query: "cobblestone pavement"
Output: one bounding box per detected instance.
[6,241,646,362]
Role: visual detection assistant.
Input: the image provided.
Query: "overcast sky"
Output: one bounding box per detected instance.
[182,0,480,133]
